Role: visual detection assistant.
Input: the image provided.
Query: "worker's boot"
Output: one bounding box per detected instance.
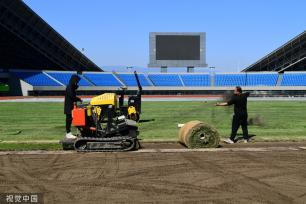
[223,138,234,144]
[65,132,77,140]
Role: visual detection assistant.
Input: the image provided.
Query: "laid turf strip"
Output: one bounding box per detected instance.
[0,101,305,145]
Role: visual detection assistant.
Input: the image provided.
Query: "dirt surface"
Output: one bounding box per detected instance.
[1,142,306,204]
[141,140,306,149]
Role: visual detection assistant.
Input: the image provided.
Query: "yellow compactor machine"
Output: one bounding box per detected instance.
[61,71,142,152]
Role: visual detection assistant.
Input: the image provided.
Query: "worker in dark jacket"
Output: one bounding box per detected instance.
[216,86,250,144]
[64,74,82,139]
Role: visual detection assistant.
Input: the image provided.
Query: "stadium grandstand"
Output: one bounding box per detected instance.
[0,0,306,97]
[0,0,100,72]
[7,70,306,96]
[243,31,306,72]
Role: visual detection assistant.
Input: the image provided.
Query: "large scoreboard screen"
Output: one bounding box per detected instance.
[148,32,207,67]
[156,35,200,60]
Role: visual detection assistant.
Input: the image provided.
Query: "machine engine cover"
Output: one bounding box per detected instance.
[72,107,86,126]
[90,93,117,106]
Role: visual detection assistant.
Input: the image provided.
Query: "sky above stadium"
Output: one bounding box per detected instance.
[25,0,306,72]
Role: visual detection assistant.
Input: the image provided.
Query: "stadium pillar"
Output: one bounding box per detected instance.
[187,66,194,73]
[161,66,167,73]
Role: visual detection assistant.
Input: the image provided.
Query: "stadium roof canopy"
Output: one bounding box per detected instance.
[243,31,306,72]
[0,0,101,72]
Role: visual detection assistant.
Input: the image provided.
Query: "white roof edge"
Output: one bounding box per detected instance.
[45,70,76,73]
[283,71,306,74]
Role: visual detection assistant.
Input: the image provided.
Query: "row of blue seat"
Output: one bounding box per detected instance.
[281,74,306,86]
[47,72,91,86]
[13,72,60,86]
[118,74,152,86]
[11,71,306,87]
[215,74,279,86]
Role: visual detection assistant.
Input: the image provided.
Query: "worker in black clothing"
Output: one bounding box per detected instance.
[64,74,82,139]
[216,86,250,144]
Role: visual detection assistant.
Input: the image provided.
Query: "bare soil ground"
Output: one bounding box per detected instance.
[1,142,306,204]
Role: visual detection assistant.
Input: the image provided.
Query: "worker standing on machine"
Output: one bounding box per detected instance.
[64,74,82,139]
[216,86,250,144]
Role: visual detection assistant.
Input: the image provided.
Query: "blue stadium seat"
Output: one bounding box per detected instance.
[83,73,122,86]
[47,72,92,86]
[215,74,246,86]
[281,73,306,86]
[180,74,210,86]
[13,71,61,86]
[148,74,182,86]
[246,73,278,86]
[117,74,151,86]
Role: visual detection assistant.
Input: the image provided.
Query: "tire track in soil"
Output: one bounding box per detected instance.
[115,159,198,196]
[230,155,295,204]
[183,154,294,203]
[93,153,201,197]
[115,153,157,201]
[3,155,50,196]
[117,163,188,179]
[114,153,214,196]
[100,153,160,200]
[179,152,238,200]
[0,155,80,204]
[237,151,306,203]
[4,155,33,183]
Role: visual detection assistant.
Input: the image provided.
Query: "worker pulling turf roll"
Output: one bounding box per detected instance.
[178,120,220,148]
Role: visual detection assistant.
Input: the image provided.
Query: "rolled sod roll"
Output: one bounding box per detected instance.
[178,120,220,148]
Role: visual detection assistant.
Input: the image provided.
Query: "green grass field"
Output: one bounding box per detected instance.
[0,101,305,150]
